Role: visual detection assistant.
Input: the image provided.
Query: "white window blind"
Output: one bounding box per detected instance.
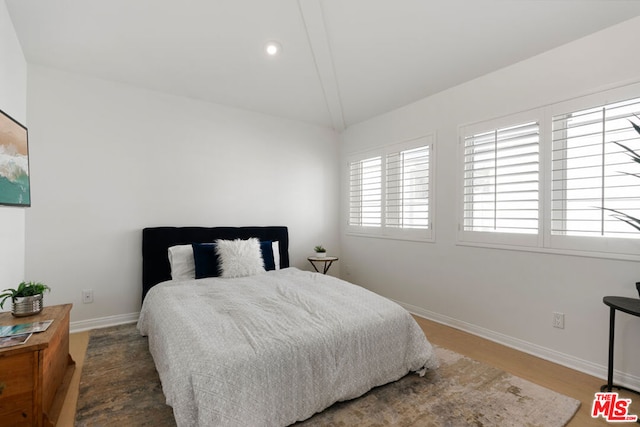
[348,135,434,241]
[463,121,539,234]
[349,156,382,227]
[551,97,640,238]
[386,145,430,229]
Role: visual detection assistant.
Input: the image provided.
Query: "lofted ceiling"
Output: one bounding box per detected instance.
[6,0,640,130]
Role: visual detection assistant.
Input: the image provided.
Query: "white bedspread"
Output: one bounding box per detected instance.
[137,267,438,427]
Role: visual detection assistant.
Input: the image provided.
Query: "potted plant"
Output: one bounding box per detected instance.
[602,115,640,231]
[314,245,327,258]
[0,281,51,317]
[602,117,640,298]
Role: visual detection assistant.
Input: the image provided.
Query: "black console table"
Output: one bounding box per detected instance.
[601,296,640,396]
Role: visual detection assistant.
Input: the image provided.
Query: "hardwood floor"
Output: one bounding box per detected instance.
[57,330,89,427]
[413,316,636,426]
[56,318,635,426]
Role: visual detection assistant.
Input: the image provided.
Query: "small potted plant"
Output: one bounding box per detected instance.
[0,281,51,317]
[314,245,327,258]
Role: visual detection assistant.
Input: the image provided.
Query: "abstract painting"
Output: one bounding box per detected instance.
[0,109,30,207]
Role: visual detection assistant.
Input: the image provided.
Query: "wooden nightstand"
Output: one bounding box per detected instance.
[0,304,75,427]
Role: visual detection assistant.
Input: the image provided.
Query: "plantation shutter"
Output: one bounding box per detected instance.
[349,156,382,227]
[463,121,539,234]
[386,145,430,229]
[551,97,640,238]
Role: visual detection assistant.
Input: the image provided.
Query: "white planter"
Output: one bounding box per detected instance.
[315,252,327,258]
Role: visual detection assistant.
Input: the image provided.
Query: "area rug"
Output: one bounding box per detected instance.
[75,323,580,426]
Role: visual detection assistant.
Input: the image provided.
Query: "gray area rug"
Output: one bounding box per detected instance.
[75,323,580,426]
[75,323,174,426]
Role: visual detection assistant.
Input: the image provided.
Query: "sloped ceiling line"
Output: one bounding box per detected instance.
[298,0,345,131]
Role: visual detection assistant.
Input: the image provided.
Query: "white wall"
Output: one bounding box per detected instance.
[0,1,27,302]
[25,65,340,327]
[341,17,640,386]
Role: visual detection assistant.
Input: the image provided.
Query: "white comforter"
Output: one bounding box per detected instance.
[137,267,438,427]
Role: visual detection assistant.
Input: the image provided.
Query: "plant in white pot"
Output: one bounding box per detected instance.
[314,245,327,258]
[0,281,51,317]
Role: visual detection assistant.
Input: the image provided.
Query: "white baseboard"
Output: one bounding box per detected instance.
[397,300,640,392]
[70,311,139,333]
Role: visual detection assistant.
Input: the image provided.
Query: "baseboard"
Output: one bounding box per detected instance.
[70,311,139,333]
[397,300,640,392]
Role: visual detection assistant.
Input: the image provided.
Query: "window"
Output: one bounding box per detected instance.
[463,121,540,234]
[348,156,382,227]
[458,112,541,247]
[386,145,430,229]
[348,136,434,241]
[458,83,640,259]
[551,97,640,239]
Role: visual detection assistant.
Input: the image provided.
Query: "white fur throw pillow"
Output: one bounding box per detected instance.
[215,238,265,278]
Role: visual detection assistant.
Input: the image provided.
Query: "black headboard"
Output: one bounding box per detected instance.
[142,226,290,302]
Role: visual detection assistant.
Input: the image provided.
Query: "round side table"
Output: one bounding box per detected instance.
[307,256,338,274]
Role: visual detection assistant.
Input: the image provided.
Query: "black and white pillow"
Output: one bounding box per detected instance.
[168,239,280,280]
[215,238,265,278]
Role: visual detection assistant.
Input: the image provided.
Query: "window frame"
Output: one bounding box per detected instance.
[457,109,543,248]
[346,135,436,242]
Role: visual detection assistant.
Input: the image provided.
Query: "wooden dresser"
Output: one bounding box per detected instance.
[0,304,75,427]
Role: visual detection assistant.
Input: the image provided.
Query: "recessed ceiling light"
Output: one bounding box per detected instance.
[265,41,282,56]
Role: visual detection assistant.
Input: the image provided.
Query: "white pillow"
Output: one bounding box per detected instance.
[168,245,196,280]
[215,238,266,278]
[272,241,280,270]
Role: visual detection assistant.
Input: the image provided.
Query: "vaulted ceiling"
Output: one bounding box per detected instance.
[6,0,640,130]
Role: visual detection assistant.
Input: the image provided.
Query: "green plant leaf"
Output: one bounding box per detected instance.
[603,208,640,232]
[630,118,640,136]
[613,141,640,164]
[0,282,50,304]
[601,118,640,236]
[621,171,640,180]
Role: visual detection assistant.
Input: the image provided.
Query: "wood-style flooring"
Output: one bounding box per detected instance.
[57,329,88,427]
[55,317,632,426]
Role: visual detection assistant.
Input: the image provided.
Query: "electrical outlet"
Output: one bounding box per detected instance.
[82,289,94,304]
[552,312,565,329]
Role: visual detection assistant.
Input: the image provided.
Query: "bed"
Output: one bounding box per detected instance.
[137,226,438,427]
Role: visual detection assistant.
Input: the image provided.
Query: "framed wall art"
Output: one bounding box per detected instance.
[0,108,30,207]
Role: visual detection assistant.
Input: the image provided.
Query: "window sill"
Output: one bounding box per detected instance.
[345,230,435,244]
[456,239,640,262]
